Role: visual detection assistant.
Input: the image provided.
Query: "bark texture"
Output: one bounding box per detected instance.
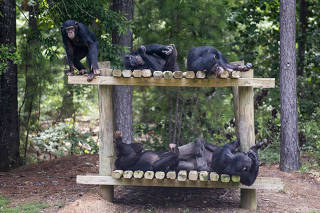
[280,0,300,171]
[0,0,20,171]
[111,0,134,144]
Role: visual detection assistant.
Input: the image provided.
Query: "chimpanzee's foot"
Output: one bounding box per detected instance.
[246,63,252,69]
[93,69,101,75]
[78,69,87,75]
[162,45,173,55]
[87,73,95,82]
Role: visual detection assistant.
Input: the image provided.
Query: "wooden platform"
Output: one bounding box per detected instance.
[68,75,275,88]
[77,175,283,190]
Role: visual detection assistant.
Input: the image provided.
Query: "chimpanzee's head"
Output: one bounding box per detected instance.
[123,53,145,70]
[61,20,79,40]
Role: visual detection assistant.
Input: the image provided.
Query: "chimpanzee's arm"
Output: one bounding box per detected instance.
[144,44,171,58]
[62,37,75,71]
[87,41,99,70]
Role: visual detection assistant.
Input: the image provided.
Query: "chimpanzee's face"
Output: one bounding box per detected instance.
[123,54,145,69]
[66,26,76,40]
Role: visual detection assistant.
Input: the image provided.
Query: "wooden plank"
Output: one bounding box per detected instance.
[123,170,133,179]
[153,71,163,79]
[163,71,173,79]
[144,171,154,179]
[196,71,206,79]
[199,171,209,181]
[122,70,132,78]
[183,71,195,79]
[77,175,283,190]
[132,70,142,78]
[173,71,183,78]
[133,170,144,179]
[232,175,241,183]
[142,69,152,77]
[209,172,219,181]
[112,170,123,179]
[155,171,165,179]
[221,174,230,183]
[166,171,176,180]
[177,170,187,181]
[188,170,198,181]
[112,69,122,77]
[68,76,275,88]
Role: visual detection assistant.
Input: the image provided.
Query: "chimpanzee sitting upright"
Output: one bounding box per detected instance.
[187,46,252,76]
[123,44,179,72]
[61,20,100,81]
[114,131,179,172]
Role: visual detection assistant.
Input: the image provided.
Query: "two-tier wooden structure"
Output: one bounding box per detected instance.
[69,61,283,210]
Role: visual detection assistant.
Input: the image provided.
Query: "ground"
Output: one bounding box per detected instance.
[0,154,319,213]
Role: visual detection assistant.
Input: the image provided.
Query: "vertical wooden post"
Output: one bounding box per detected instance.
[238,68,256,210]
[98,62,114,202]
[232,61,243,139]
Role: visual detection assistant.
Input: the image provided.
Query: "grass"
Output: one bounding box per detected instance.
[0,195,50,213]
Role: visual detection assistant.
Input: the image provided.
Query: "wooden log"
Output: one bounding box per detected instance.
[144,171,154,179]
[153,71,163,79]
[98,68,113,76]
[230,71,241,79]
[209,172,219,181]
[142,69,152,77]
[166,171,176,180]
[177,170,187,181]
[132,70,142,78]
[112,69,122,77]
[122,70,132,78]
[199,171,209,181]
[98,61,114,202]
[188,170,198,181]
[183,71,195,79]
[232,175,241,183]
[123,170,133,179]
[112,170,123,179]
[133,170,144,179]
[220,174,230,183]
[173,71,183,79]
[218,69,229,79]
[155,171,165,179]
[163,71,173,79]
[98,61,110,69]
[196,71,206,79]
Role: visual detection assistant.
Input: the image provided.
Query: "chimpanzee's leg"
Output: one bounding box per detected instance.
[144,44,173,58]
[73,46,87,75]
[153,152,179,172]
[163,44,178,71]
[223,140,240,153]
[137,46,162,71]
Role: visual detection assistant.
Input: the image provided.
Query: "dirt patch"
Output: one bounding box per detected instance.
[1,155,320,213]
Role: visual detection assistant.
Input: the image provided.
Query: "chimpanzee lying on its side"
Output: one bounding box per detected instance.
[187,46,252,76]
[114,132,179,172]
[123,44,179,72]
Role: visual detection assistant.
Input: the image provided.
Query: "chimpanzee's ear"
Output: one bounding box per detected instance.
[213,55,216,60]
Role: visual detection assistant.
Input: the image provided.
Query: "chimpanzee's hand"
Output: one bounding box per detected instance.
[67,65,76,76]
[162,45,173,55]
[78,69,87,75]
[87,72,95,82]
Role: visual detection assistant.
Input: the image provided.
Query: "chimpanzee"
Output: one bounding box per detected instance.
[61,20,100,81]
[187,46,252,76]
[176,138,267,186]
[114,132,179,172]
[123,43,179,72]
[210,139,267,186]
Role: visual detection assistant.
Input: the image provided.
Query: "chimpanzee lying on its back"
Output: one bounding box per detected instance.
[123,44,179,72]
[114,132,179,172]
[176,138,267,186]
[187,46,252,76]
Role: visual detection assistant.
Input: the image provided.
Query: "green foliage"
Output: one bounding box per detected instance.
[31,122,98,160]
[0,195,49,213]
[0,44,21,72]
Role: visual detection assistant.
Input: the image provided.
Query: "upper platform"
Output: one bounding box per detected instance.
[68,69,275,88]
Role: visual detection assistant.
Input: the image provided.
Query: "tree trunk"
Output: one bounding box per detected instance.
[111,0,134,144]
[280,0,300,171]
[297,0,307,76]
[0,0,20,171]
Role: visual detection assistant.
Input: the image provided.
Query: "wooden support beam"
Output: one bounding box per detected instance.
[68,76,275,88]
[238,68,256,210]
[98,63,114,202]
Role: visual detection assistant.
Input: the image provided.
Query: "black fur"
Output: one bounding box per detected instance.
[187,46,252,75]
[123,44,179,72]
[61,20,99,81]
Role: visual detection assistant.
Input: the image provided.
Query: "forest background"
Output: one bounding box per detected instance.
[1,0,319,170]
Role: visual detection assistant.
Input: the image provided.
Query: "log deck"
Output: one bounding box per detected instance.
[70,62,279,210]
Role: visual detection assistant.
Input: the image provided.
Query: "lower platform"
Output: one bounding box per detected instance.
[76,175,283,190]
